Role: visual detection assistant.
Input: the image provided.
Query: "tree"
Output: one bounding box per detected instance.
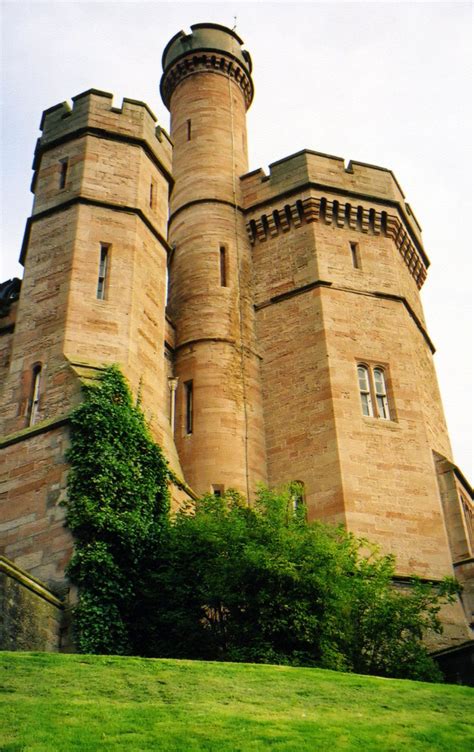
[65,366,170,654]
[139,486,457,681]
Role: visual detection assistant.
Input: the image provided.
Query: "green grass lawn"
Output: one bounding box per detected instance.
[1,652,472,751]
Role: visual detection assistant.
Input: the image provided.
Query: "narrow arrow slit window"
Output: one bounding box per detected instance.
[219,245,227,287]
[29,364,42,426]
[59,158,69,190]
[97,244,110,300]
[185,380,193,434]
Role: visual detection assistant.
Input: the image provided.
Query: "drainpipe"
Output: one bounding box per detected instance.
[168,377,179,435]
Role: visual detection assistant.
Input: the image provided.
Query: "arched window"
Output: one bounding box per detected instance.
[357,364,391,420]
[28,364,42,426]
[290,481,306,514]
[373,368,390,419]
[357,365,373,417]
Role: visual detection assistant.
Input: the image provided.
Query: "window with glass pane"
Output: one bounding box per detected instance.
[357,365,373,416]
[290,481,305,513]
[374,368,390,419]
[29,364,42,426]
[97,244,109,300]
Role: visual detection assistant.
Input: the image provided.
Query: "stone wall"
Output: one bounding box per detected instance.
[0,556,65,651]
[0,421,72,590]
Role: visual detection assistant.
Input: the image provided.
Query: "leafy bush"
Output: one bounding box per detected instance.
[140,486,457,681]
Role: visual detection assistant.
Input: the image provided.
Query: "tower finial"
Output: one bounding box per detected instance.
[233,15,237,31]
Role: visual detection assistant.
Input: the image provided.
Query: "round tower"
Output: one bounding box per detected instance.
[161,23,267,498]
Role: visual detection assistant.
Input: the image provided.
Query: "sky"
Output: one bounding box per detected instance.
[0,1,472,478]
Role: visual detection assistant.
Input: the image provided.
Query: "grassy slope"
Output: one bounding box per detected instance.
[1,653,473,751]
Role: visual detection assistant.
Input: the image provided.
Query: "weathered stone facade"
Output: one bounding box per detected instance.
[0,556,66,651]
[0,22,472,648]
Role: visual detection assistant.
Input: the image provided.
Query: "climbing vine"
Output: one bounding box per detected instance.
[65,366,170,654]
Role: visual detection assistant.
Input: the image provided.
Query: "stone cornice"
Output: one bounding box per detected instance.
[31,126,174,194]
[392,574,459,586]
[0,556,64,608]
[254,280,435,353]
[246,195,428,289]
[453,557,474,568]
[0,413,70,449]
[243,180,428,264]
[254,280,332,310]
[161,50,254,110]
[20,197,172,265]
[173,336,261,360]
[168,197,244,225]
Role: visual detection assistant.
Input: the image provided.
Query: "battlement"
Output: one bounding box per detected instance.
[37,89,172,174]
[241,149,422,243]
[160,23,254,110]
[162,23,252,74]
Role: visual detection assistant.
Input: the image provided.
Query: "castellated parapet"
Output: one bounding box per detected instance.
[242,150,427,289]
[22,90,173,264]
[37,89,172,168]
[0,22,472,651]
[161,23,254,109]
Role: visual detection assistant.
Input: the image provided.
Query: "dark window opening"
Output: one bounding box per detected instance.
[212,484,225,498]
[185,380,193,434]
[219,246,227,287]
[296,200,305,222]
[187,119,192,141]
[319,197,327,222]
[97,244,109,300]
[149,181,155,209]
[59,158,69,189]
[249,219,257,243]
[369,208,376,233]
[344,203,351,226]
[350,242,360,269]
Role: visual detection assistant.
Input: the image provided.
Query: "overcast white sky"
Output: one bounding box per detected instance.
[0,1,472,478]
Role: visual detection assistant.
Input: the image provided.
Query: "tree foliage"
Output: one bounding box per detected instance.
[64,373,457,680]
[139,487,457,681]
[65,366,170,654]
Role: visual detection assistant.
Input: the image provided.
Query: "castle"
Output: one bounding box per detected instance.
[1,23,472,653]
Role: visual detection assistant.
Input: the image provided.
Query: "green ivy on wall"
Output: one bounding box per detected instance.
[65,366,170,654]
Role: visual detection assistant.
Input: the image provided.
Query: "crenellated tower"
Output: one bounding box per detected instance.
[161,24,267,498]
[0,91,182,587]
[241,150,472,642]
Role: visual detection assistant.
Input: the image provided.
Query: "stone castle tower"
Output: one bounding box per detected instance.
[1,23,472,651]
